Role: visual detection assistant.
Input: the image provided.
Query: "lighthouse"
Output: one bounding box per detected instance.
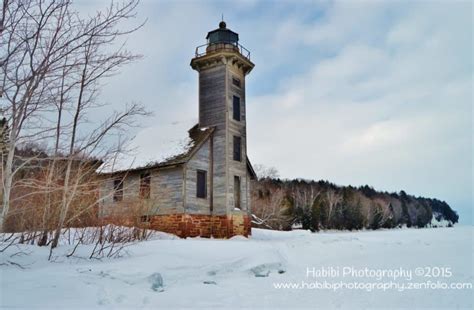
[191,21,255,222]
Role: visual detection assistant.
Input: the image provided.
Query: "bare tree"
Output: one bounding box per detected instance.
[370,199,393,228]
[289,182,321,229]
[0,0,148,235]
[325,189,342,226]
[254,164,280,180]
[251,187,289,230]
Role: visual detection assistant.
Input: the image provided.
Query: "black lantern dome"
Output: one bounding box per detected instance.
[206,21,239,45]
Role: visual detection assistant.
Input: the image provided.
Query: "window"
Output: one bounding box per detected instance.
[113,178,123,202]
[140,215,151,223]
[234,176,241,209]
[233,96,241,121]
[232,77,241,87]
[140,172,151,199]
[196,170,207,198]
[233,136,241,161]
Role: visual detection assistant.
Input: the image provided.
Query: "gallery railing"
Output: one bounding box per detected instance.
[195,42,251,60]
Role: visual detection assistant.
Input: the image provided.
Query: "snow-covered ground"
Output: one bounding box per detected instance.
[1,226,473,309]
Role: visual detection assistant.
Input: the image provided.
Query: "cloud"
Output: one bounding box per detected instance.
[84,0,472,222]
[247,1,472,221]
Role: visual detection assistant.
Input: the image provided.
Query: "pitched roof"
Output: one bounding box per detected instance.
[99,124,214,176]
[99,123,257,180]
[246,157,257,180]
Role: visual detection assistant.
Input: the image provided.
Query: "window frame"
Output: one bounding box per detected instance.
[234,175,241,210]
[232,95,241,121]
[139,172,151,199]
[113,178,124,202]
[140,215,151,223]
[232,77,241,88]
[196,170,207,199]
[233,136,242,162]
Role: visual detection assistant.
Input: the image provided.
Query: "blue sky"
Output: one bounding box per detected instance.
[79,0,472,223]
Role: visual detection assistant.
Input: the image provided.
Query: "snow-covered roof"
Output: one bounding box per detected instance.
[98,120,214,175]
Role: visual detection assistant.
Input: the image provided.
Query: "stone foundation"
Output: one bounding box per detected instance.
[101,213,251,239]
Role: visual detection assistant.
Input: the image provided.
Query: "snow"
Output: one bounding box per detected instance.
[430,211,454,227]
[98,119,197,173]
[1,227,473,309]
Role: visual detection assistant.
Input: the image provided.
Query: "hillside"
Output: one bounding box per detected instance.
[251,179,459,231]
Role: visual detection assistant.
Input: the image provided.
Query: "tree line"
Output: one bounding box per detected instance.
[251,178,459,232]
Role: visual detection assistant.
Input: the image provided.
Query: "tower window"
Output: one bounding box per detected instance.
[140,172,151,199]
[233,96,241,121]
[232,77,241,87]
[233,136,241,162]
[113,178,124,202]
[196,170,207,198]
[234,176,241,210]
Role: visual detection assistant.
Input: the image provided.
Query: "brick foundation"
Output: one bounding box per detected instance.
[101,213,251,239]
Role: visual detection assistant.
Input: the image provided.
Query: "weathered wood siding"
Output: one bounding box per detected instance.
[99,166,184,217]
[196,57,251,217]
[199,65,226,130]
[227,63,250,215]
[150,167,184,215]
[99,173,140,217]
[198,64,228,215]
[185,139,212,214]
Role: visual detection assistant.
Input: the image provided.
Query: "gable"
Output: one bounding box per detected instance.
[98,124,214,176]
[246,157,257,180]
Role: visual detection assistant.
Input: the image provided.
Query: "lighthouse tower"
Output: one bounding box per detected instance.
[191,21,255,232]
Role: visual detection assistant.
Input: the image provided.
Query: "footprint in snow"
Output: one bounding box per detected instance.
[250,263,286,277]
[96,288,110,305]
[115,294,126,303]
[207,270,217,276]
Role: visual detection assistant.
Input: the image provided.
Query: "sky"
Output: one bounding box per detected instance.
[78,0,472,224]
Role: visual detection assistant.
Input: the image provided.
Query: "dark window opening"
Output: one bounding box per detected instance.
[233,96,241,121]
[113,178,123,202]
[234,176,241,210]
[140,172,151,199]
[233,136,241,162]
[232,77,241,87]
[196,170,207,198]
[140,215,151,223]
